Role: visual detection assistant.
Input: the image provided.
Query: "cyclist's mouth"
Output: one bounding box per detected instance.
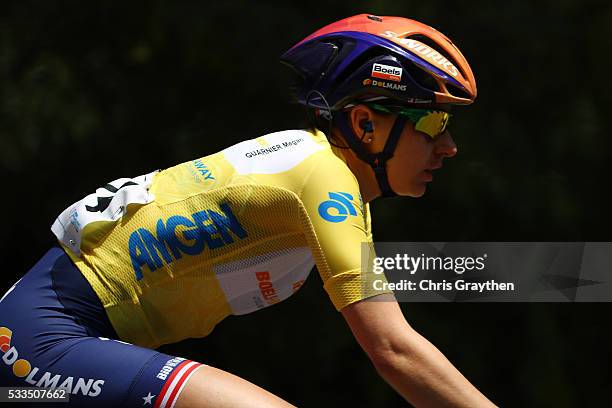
[423,165,442,181]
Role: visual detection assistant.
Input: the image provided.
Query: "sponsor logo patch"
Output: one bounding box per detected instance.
[371,63,402,82]
[318,192,359,223]
[362,78,407,92]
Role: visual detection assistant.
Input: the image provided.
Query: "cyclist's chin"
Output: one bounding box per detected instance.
[408,184,427,198]
[392,181,427,197]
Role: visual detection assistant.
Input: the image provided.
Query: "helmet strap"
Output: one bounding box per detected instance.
[335,113,407,198]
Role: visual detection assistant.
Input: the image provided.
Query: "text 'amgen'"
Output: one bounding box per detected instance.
[129,203,247,280]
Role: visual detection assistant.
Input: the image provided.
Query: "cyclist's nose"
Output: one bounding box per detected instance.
[435,131,457,158]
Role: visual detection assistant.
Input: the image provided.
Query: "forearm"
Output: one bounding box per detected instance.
[372,327,496,408]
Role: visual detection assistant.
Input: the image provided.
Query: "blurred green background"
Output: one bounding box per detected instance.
[1,0,610,406]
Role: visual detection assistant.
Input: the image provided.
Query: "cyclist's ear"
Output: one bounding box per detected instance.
[348,104,392,152]
[348,104,375,138]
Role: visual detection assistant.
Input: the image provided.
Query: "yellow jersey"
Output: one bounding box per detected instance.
[51,129,390,348]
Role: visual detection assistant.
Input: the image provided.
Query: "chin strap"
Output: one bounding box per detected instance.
[335,113,408,198]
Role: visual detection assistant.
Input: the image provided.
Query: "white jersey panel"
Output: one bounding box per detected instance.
[213,247,314,315]
[222,130,324,175]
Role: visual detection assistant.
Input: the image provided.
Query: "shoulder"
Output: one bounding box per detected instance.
[221,129,329,176]
[297,131,362,215]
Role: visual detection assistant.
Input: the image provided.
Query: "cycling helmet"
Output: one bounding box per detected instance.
[281,14,477,197]
[281,13,477,110]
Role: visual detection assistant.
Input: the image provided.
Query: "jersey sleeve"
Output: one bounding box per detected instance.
[299,151,392,311]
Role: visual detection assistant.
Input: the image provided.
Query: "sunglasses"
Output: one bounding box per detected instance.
[365,103,452,139]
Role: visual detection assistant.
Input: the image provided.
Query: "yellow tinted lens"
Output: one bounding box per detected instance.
[414,111,450,138]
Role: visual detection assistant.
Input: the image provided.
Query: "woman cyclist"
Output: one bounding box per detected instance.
[0,14,495,407]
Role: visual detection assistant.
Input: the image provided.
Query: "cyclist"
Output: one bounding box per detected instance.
[0,14,495,407]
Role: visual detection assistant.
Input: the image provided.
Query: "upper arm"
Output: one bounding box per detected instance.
[341,293,414,364]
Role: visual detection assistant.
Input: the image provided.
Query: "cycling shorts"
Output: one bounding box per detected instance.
[0,247,204,407]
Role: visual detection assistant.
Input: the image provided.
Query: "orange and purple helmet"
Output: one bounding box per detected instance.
[281,14,477,111]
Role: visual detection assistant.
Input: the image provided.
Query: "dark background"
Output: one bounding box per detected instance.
[1,1,610,406]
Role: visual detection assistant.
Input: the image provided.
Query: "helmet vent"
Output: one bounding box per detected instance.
[445,83,471,100]
[404,34,467,79]
[402,60,440,92]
